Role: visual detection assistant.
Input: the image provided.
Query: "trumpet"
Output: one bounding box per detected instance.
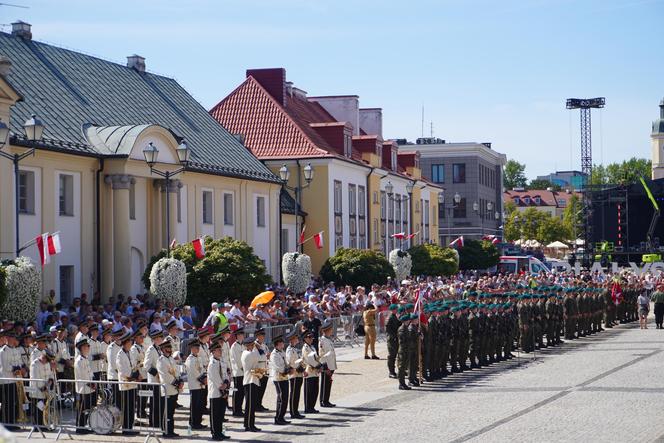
[250,368,268,379]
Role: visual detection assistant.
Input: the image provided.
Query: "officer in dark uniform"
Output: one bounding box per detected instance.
[397,315,411,390]
[385,304,401,379]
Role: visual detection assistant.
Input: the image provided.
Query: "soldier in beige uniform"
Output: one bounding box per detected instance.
[156,340,181,438]
[229,328,245,417]
[29,349,56,431]
[74,339,95,434]
[270,335,292,425]
[286,331,306,419]
[319,320,337,408]
[185,339,206,430]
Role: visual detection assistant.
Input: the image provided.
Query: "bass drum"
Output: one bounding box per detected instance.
[88,405,122,435]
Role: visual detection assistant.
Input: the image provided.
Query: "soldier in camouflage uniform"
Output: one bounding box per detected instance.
[407,314,420,386]
[545,292,558,346]
[386,304,402,379]
[459,306,470,371]
[450,307,461,373]
[439,305,451,377]
[468,304,481,368]
[397,315,412,390]
[518,295,533,353]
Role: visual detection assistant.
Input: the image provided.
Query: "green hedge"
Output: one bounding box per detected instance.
[320,248,394,288]
[408,243,459,277]
[458,239,500,271]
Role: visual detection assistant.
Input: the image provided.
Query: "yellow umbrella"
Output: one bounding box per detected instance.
[250,291,275,309]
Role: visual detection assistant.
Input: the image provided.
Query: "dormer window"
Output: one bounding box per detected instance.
[523,197,530,204]
[534,197,541,205]
[514,197,520,204]
[344,134,352,158]
[391,149,397,171]
[376,145,382,163]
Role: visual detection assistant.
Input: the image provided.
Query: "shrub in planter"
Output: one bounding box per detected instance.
[408,243,459,277]
[0,257,41,323]
[389,249,412,283]
[149,257,187,306]
[320,248,394,288]
[282,252,311,294]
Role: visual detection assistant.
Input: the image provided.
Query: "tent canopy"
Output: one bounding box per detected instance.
[547,241,569,249]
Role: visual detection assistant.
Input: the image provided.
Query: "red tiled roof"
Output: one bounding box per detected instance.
[503,189,582,208]
[211,76,358,161]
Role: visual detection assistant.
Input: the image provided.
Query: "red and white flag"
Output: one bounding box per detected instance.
[313,231,324,250]
[35,232,61,266]
[192,237,205,259]
[406,231,419,240]
[449,236,464,249]
[482,235,499,245]
[414,289,429,325]
[299,225,306,245]
[170,238,177,249]
[391,232,406,239]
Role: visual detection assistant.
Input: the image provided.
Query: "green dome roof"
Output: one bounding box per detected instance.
[653,99,664,134]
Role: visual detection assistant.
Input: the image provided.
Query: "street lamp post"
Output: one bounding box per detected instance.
[143,140,190,255]
[385,180,415,249]
[495,211,501,240]
[279,163,314,253]
[0,114,45,257]
[443,192,461,245]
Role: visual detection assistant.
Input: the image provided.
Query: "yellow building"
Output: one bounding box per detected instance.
[210,68,442,273]
[0,23,282,303]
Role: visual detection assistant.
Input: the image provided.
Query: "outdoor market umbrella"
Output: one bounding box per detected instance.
[250,291,275,308]
[546,241,569,249]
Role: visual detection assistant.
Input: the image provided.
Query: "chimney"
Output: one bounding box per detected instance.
[0,57,11,77]
[11,21,32,40]
[309,96,360,136]
[359,108,382,138]
[127,54,146,73]
[246,68,287,106]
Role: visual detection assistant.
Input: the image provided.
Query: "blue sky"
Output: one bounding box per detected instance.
[3,0,663,179]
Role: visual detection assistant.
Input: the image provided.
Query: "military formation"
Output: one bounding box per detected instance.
[0,318,338,441]
[385,282,641,390]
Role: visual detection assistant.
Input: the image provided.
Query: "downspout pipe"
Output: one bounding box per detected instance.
[96,158,104,295]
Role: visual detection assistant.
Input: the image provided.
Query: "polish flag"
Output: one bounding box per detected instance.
[449,236,464,249]
[406,232,419,240]
[192,237,205,259]
[313,231,324,250]
[35,233,61,266]
[299,225,306,245]
[170,238,177,249]
[414,289,428,325]
[482,235,499,245]
[391,232,406,239]
[47,233,61,255]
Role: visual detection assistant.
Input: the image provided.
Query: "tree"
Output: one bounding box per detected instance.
[528,178,560,191]
[590,158,651,185]
[320,248,394,288]
[536,216,570,245]
[503,160,527,190]
[144,237,272,308]
[562,194,583,240]
[408,244,459,277]
[458,239,500,271]
[504,207,571,244]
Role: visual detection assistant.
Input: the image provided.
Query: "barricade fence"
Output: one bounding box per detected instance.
[0,376,166,441]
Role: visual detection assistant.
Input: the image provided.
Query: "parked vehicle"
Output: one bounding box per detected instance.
[497,255,550,275]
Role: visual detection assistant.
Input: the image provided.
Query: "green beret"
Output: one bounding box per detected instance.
[389,304,399,310]
[399,315,410,322]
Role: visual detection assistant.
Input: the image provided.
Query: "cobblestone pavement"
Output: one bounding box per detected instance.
[12,317,664,442]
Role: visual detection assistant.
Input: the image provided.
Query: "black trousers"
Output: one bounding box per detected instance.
[210,396,227,438]
[303,377,319,412]
[232,376,244,416]
[0,383,17,424]
[92,372,101,405]
[257,376,268,408]
[76,392,93,428]
[243,383,258,430]
[190,389,204,427]
[110,381,121,409]
[288,377,303,416]
[30,396,44,428]
[149,385,163,428]
[120,389,136,430]
[655,303,664,325]
[320,370,334,405]
[274,380,289,421]
[162,395,176,435]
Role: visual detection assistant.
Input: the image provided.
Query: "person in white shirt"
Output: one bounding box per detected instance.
[207,341,230,440]
[106,330,123,408]
[229,328,245,417]
[143,330,164,428]
[319,320,338,408]
[203,303,220,328]
[117,331,140,435]
[301,331,320,414]
[286,331,306,419]
[228,300,246,327]
[198,329,212,413]
[254,329,269,411]
[130,330,148,419]
[50,326,71,379]
[156,341,181,438]
[30,334,49,364]
[269,335,292,425]
[73,321,90,357]
[29,349,56,431]
[185,340,206,430]
[74,340,95,434]
[241,337,261,432]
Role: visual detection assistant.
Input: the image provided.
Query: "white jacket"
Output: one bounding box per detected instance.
[185,353,205,391]
[221,341,232,379]
[0,345,19,383]
[241,349,261,386]
[156,354,179,397]
[319,336,337,371]
[302,343,321,378]
[255,341,269,370]
[286,345,304,379]
[230,341,244,377]
[30,347,44,365]
[199,342,210,370]
[89,339,104,374]
[143,344,161,384]
[29,358,55,399]
[269,349,289,382]
[116,349,137,391]
[130,343,146,380]
[50,339,70,373]
[74,355,94,394]
[106,342,120,380]
[207,357,230,399]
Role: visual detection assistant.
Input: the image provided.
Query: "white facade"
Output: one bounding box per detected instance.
[53,170,82,304]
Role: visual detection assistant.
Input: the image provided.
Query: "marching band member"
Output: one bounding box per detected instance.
[241,337,261,432]
[286,331,306,419]
[185,339,206,430]
[269,335,291,425]
[198,328,211,413]
[229,328,245,417]
[130,329,148,419]
[219,326,233,398]
[106,330,123,408]
[99,328,112,379]
[253,328,269,411]
[74,339,95,434]
[164,320,182,408]
[19,333,33,372]
[1,330,21,428]
[29,349,56,431]
[301,331,321,414]
[144,330,164,428]
[30,334,50,364]
[319,320,337,408]
[208,341,230,440]
[50,326,71,381]
[156,340,181,438]
[117,331,140,435]
[88,325,103,381]
[137,321,151,350]
[73,320,90,356]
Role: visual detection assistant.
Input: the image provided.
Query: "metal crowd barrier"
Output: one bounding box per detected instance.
[0,376,167,441]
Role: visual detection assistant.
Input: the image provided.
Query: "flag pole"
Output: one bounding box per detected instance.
[18,231,61,255]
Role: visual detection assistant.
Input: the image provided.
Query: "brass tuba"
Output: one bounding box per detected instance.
[16,377,28,423]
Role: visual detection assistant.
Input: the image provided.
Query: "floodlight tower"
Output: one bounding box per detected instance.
[566,97,605,266]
